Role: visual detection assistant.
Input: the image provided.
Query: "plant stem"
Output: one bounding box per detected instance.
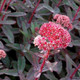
[0,0,11,28]
[23,0,26,3]
[35,78,38,80]
[35,50,50,80]
[39,58,46,73]
[20,52,24,56]
[28,0,41,24]
[5,0,11,11]
[72,6,80,22]
[70,64,80,79]
[0,0,6,13]
[1,0,11,20]
[56,0,62,7]
[38,57,42,63]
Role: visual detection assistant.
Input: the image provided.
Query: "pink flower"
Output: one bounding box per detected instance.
[39,22,71,49]
[35,27,39,32]
[54,14,73,29]
[0,50,6,59]
[33,35,53,50]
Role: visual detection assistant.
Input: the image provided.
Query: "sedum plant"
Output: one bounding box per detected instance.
[0,0,80,80]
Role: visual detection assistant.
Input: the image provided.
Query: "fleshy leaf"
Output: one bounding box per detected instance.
[18,55,25,72]
[7,12,26,17]
[2,25,14,43]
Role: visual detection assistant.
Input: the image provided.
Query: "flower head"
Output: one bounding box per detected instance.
[0,50,6,59]
[54,14,73,29]
[38,22,71,49]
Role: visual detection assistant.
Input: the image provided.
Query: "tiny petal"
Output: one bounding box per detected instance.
[0,50,6,59]
[35,27,39,31]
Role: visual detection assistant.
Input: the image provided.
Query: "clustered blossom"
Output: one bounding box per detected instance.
[54,14,73,29]
[0,50,6,59]
[33,35,53,50]
[33,22,71,50]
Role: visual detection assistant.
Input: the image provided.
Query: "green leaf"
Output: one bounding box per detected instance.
[36,4,54,13]
[53,7,60,15]
[0,20,16,25]
[20,30,29,39]
[7,12,26,17]
[1,55,10,68]
[12,61,17,70]
[65,54,77,75]
[46,61,62,74]
[31,22,35,34]
[67,0,78,10]
[24,52,33,65]
[78,72,80,77]
[74,0,80,5]
[72,40,80,46]
[6,43,20,50]
[18,56,25,72]
[43,0,49,4]
[44,71,58,80]
[2,25,14,43]
[17,17,22,28]
[0,41,4,49]
[22,21,27,33]
[0,69,18,76]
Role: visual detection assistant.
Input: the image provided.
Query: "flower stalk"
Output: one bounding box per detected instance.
[35,50,50,80]
[0,0,11,28]
[72,6,80,22]
[23,0,26,3]
[56,0,62,7]
[38,57,42,63]
[28,0,41,24]
[1,0,11,20]
[0,0,6,13]
[70,64,80,79]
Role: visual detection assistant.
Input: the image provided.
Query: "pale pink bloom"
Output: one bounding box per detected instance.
[33,35,53,50]
[39,22,71,49]
[0,50,6,59]
[54,14,61,20]
[54,14,73,29]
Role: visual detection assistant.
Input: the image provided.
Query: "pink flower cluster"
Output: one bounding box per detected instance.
[34,22,71,50]
[33,35,53,50]
[54,14,73,29]
[0,50,6,59]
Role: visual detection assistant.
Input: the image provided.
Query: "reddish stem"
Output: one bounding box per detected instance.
[0,0,6,13]
[35,78,38,80]
[38,57,42,63]
[1,0,11,20]
[70,64,80,79]
[39,58,46,73]
[72,6,80,22]
[28,0,41,24]
[23,0,26,3]
[0,0,11,28]
[56,0,62,7]
[35,50,50,80]
[20,52,24,56]
[5,0,11,11]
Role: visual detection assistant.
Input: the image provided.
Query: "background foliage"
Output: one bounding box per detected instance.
[0,0,80,80]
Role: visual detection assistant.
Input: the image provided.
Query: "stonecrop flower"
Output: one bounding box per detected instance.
[33,35,53,50]
[0,50,6,59]
[33,22,71,50]
[54,14,73,29]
